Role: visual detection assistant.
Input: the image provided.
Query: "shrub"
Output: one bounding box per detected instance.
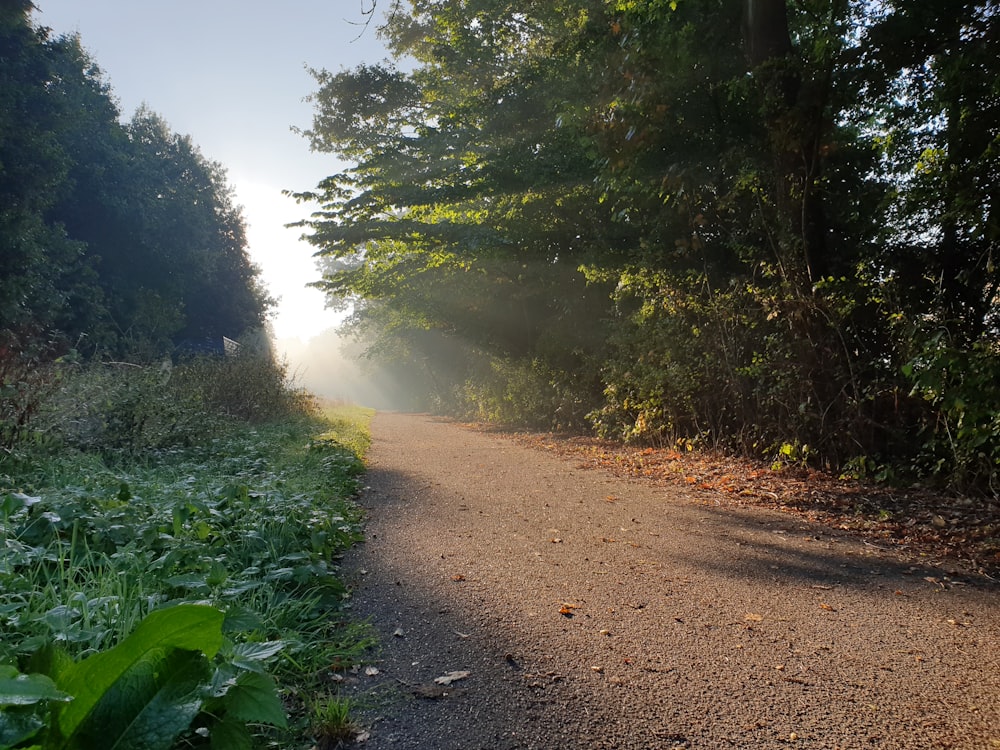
[904,338,1000,491]
[171,349,314,423]
[0,330,62,451]
[33,349,313,456]
[457,355,591,431]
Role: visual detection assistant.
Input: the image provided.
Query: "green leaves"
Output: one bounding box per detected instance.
[0,670,71,708]
[50,604,224,749]
[0,11,269,361]
[220,672,287,729]
[0,407,371,748]
[2,605,290,750]
[0,668,71,745]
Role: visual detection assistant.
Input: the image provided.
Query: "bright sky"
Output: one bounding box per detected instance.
[34,1,391,344]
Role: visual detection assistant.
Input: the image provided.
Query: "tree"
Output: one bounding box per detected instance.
[0,9,272,360]
[0,8,90,341]
[295,0,618,424]
[299,0,1000,489]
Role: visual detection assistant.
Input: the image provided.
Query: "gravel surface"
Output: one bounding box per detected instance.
[340,413,1000,749]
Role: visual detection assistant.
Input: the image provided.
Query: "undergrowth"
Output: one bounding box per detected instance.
[0,355,376,749]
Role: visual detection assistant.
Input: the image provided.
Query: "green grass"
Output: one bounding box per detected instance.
[0,402,375,748]
[308,694,361,749]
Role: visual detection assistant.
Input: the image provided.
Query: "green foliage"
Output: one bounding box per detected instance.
[904,339,1000,491]
[1,605,289,750]
[294,0,1000,492]
[0,404,373,748]
[0,332,62,451]
[30,350,311,456]
[169,350,314,425]
[0,12,271,363]
[457,355,594,432]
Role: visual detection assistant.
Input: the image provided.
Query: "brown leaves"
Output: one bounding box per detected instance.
[514,432,1000,578]
[433,670,470,686]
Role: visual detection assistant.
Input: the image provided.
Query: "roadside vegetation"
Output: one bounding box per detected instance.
[0,352,374,749]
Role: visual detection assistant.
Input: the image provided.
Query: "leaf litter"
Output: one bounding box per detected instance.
[433,670,471,686]
[512,432,1000,579]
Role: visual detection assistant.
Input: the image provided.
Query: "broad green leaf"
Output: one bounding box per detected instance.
[209,715,253,750]
[0,707,46,748]
[54,604,224,746]
[0,672,71,706]
[221,607,263,634]
[222,672,287,729]
[88,649,210,750]
[1,492,40,517]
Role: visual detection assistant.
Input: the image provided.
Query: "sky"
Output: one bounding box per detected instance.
[33,1,392,348]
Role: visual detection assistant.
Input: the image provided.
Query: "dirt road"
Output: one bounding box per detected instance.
[342,413,1000,749]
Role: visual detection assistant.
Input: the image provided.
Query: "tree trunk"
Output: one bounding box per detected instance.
[742,0,830,287]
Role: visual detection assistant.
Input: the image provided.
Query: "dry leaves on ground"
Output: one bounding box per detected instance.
[506,432,1000,580]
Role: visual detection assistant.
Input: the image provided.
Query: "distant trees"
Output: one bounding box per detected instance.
[298,0,1000,491]
[0,6,270,360]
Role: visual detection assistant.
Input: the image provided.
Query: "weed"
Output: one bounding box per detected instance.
[309,694,361,750]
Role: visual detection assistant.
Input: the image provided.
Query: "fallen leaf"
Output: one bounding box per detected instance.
[434,670,471,686]
[451,574,466,582]
[745,613,763,622]
[559,603,579,616]
[819,602,837,612]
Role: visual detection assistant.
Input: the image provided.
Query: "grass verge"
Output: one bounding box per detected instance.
[0,397,376,748]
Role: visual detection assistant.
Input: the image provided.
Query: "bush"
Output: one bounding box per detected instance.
[172,349,314,423]
[905,338,1000,491]
[33,350,313,455]
[0,330,62,451]
[456,355,591,431]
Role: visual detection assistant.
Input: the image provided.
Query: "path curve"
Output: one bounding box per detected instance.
[342,413,1000,749]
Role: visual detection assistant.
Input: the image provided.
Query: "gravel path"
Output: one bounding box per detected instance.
[341,413,1000,749]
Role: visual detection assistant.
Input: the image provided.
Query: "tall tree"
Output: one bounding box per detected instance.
[0,9,272,359]
[296,0,618,421]
[299,0,1000,488]
[0,6,90,340]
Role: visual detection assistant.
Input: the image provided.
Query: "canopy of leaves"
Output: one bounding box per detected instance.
[0,10,271,361]
[298,0,999,492]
